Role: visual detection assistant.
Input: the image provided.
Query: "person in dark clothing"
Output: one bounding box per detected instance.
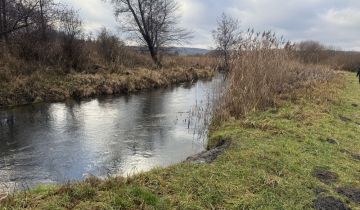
[357,67,360,83]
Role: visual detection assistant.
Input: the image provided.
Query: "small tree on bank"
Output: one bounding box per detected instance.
[109,0,191,66]
[213,13,240,71]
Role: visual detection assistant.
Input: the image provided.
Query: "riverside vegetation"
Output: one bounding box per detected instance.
[2,25,360,209]
[0,0,214,108]
[2,71,359,210]
[0,60,214,108]
[0,28,215,109]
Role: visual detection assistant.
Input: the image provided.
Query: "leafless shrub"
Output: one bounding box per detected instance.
[59,8,85,70]
[296,40,327,64]
[319,50,360,71]
[212,13,240,71]
[96,27,125,64]
[295,40,360,71]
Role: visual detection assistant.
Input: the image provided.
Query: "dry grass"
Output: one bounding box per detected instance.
[214,31,335,122]
[0,67,214,108]
[162,55,217,69]
[0,43,216,108]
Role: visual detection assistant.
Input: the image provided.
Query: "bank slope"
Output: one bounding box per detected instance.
[2,73,360,209]
[0,67,213,109]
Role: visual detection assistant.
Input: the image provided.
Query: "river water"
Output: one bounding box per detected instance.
[0,76,221,191]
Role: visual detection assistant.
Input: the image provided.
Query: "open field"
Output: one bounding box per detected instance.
[2,72,360,209]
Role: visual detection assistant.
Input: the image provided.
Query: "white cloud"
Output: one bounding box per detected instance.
[321,8,360,28]
[59,0,118,34]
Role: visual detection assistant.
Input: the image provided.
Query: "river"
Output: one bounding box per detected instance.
[0,76,222,192]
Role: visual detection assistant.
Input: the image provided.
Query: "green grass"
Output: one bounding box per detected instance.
[2,73,360,209]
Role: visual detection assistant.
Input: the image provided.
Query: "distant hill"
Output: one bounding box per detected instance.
[166,47,210,56]
[130,46,210,56]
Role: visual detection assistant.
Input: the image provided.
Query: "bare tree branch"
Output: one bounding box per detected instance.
[109,0,192,66]
[213,13,241,71]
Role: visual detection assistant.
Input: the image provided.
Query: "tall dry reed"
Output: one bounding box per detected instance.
[215,30,334,121]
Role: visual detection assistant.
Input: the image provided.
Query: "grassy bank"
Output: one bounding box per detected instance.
[2,72,360,209]
[0,67,214,109]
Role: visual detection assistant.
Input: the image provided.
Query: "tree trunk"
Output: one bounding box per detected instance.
[0,0,5,43]
[39,0,47,41]
[0,0,7,53]
[0,0,2,54]
[0,1,3,41]
[1,0,7,44]
[148,44,161,67]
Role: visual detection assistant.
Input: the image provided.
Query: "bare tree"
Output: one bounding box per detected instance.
[0,0,39,41]
[39,0,46,39]
[97,27,124,63]
[213,13,240,71]
[296,40,327,64]
[60,8,83,69]
[0,0,59,45]
[109,0,191,66]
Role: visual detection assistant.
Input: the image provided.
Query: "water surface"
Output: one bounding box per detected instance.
[0,77,221,191]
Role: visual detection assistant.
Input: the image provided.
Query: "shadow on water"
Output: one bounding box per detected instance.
[0,75,224,192]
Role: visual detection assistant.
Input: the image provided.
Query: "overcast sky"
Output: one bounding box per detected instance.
[61,0,360,51]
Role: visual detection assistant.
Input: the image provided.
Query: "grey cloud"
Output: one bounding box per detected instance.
[64,0,360,50]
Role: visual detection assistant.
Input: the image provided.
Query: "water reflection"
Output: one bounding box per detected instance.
[0,76,222,190]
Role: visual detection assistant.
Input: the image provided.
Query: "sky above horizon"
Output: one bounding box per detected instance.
[61,0,360,51]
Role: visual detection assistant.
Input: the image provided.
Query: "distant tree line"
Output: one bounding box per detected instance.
[295,40,360,71]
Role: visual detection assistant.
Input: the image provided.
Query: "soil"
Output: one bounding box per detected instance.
[337,187,360,204]
[339,115,352,122]
[313,196,351,210]
[186,140,231,163]
[327,138,340,145]
[313,168,339,185]
[339,149,360,161]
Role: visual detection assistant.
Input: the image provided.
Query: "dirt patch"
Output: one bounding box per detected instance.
[313,196,351,210]
[313,168,339,185]
[352,104,359,107]
[337,187,360,204]
[339,149,360,161]
[351,153,360,161]
[339,115,352,123]
[327,138,340,145]
[186,139,231,163]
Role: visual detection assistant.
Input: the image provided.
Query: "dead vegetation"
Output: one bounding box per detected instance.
[296,40,360,71]
[213,30,335,122]
[0,66,214,108]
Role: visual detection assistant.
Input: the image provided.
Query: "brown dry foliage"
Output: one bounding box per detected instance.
[214,31,335,122]
[0,66,214,108]
[295,40,360,71]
